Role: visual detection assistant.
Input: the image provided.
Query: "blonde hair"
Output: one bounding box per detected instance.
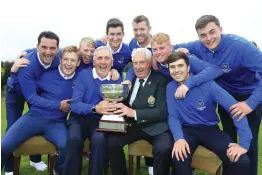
[150,33,171,46]
[61,45,80,61]
[79,37,96,48]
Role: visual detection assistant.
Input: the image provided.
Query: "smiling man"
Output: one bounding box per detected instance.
[129,15,152,51]
[1,45,80,174]
[3,31,63,174]
[64,46,123,175]
[107,48,174,175]
[78,37,96,71]
[96,18,131,74]
[174,15,262,175]
[166,51,252,175]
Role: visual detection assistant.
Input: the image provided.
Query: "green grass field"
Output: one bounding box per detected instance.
[1,98,262,175]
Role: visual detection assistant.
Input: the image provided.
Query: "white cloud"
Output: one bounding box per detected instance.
[1,0,261,61]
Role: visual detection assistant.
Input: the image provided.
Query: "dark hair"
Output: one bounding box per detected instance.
[195,15,220,31]
[132,15,150,27]
[167,51,189,67]
[106,18,124,34]
[38,31,60,47]
[251,41,258,48]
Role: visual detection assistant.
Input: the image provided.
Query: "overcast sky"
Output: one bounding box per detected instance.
[1,0,261,61]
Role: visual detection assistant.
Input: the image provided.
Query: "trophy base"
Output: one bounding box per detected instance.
[97,114,127,133]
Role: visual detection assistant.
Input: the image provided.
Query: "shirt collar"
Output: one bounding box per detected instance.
[137,41,151,49]
[92,68,111,81]
[106,42,123,54]
[58,65,75,80]
[37,52,51,69]
[159,62,168,68]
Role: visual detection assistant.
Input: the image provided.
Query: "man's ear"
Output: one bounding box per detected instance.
[148,26,152,32]
[220,26,223,33]
[36,44,39,51]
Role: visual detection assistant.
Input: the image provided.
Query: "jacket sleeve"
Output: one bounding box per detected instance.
[239,42,262,110]
[70,71,94,115]
[210,82,252,150]
[166,83,184,141]
[184,54,223,88]
[18,66,61,110]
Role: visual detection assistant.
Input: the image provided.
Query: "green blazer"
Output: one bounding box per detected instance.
[126,70,169,136]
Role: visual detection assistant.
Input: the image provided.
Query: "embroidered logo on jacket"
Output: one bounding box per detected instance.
[196,100,206,111]
[117,56,125,64]
[148,95,155,107]
[221,63,231,73]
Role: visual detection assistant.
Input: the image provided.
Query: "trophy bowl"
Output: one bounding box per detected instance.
[100,84,130,101]
[97,84,130,133]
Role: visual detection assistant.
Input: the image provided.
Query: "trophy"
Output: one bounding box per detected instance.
[96,84,130,133]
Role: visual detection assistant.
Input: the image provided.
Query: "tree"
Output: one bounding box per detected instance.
[1,61,14,90]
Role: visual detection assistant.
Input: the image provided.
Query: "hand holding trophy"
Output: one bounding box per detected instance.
[97,84,130,133]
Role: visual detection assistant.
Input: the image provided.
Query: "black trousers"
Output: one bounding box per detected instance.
[107,124,173,175]
[63,117,106,175]
[172,125,250,175]
[218,93,261,175]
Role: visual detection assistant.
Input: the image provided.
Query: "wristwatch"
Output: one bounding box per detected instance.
[91,106,96,113]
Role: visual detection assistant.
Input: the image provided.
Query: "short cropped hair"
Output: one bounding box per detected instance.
[150,32,171,45]
[106,18,124,34]
[93,46,113,60]
[195,15,220,31]
[79,37,96,48]
[132,15,150,27]
[131,48,152,62]
[167,51,189,67]
[38,31,59,47]
[61,45,80,61]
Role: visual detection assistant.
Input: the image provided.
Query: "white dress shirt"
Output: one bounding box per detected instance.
[129,71,151,106]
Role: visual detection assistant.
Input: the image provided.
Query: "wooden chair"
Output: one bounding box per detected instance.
[128,140,222,175]
[13,136,57,175]
[83,138,109,175]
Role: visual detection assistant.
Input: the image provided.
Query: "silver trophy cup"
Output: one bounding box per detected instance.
[97,84,130,133]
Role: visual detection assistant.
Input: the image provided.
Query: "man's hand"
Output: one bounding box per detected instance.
[100,35,108,44]
[95,101,116,115]
[151,57,160,70]
[60,99,71,112]
[172,139,191,161]
[174,84,189,99]
[229,101,252,121]
[17,51,27,59]
[175,48,189,54]
[113,103,135,117]
[227,143,247,162]
[11,58,30,73]
[110,69,120,81]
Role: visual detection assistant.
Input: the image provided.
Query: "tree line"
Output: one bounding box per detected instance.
[1,61,14,90]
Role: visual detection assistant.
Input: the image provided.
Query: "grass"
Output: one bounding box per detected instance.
[1,98,262,175]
